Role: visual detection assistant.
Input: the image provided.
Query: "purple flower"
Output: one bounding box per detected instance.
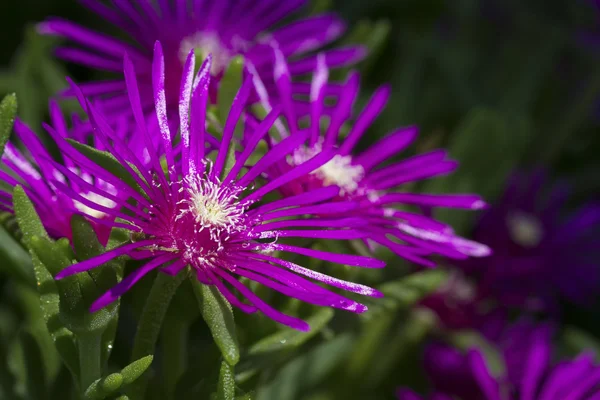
[51,42,385,331]
[398,323,600,400]
[459,170,600,312]
[0,101,123,243]
[38,0,365,121]
[252,51,491,267]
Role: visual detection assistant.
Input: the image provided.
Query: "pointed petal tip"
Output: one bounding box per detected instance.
[36,21,53,35]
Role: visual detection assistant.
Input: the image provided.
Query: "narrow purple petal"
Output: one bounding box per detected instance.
[55,240,155,279]
[90,254,177,312]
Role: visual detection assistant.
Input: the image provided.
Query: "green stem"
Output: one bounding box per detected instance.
[128,272,187,400]
[78,333,102,393]
[541,68,600,164]
[162,318,188,399]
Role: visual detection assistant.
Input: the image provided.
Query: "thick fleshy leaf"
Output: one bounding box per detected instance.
[30,249,80,384]
[217,361,235,400]
[121,355,154,385]
[84,356,153,400]
[192,279,240,366]
[30,236,116,335]
[0,93,17,158]
[13,185,49,247]
[85,373,123,400]
[71,216,120,366]
[248,308,334,355]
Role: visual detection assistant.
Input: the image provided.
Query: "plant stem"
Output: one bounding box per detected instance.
[128,271,187,400]
[162,317,188,399]
[78,333,102,393]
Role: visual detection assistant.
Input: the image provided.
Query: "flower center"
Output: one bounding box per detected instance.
[74,191,117,220]
[179,32,232,75]
[291,144,365,195]
[178,175,248,243]
[507,211,543,248]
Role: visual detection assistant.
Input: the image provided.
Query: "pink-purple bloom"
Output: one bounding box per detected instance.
[251,51,491,267]
[0,102,123,243]
[50,43,385,331]
[459,170,600,312]
[38,0,364,121]
[398,323,600,400]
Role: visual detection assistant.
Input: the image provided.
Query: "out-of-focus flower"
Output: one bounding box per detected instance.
[0,101,124,243]
[52,43,385,331]
[459,170,600,312]
[252,50,490,267]
[398,323,600,400]
[38,0,365,121]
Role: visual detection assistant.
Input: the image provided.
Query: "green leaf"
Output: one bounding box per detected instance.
[13,185,49,248]
[423,108,533,234]
[217,361,235,400]
[378,269,447,309]
[450,330,505,378]
[562,326,600,361]
[220,142,237,182]
[0,93,17,158]
[192,280,240,366]
[70,215,120,301]
[217,56,244,132]
[30,236,116,335]
[248,308,334,356]
[84,373,124,400]
[67,140,147,199]
[121,355,154,385]
[343,20,391,74]
[30,250,80,385]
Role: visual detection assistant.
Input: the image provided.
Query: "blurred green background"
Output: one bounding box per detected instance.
[0,1,599,399]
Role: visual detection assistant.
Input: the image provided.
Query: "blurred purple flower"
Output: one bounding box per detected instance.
[398,323,600,400]
[0,102,125,243]
[251,50,491,267]
[51,42,385,331]
[460,170,600,312]
[38,0,364,121]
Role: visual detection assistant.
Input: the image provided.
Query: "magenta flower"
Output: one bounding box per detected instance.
[51,43,384,331]
[0,101,123,243]
[38,0,364,121]
[459,170,600,312]
[252,51,490,267]
[398,323,600,400]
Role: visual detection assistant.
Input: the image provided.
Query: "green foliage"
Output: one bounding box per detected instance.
[0,93,17,158]
[192,281,240,366]
[84,356,153,400]
[217,361,236,400]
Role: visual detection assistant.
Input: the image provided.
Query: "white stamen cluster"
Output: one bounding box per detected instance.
[179,175,248,243]
[507,211,544,248]
[179,32,232,75]
[74,191,117,220]
[291,143,365,195]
